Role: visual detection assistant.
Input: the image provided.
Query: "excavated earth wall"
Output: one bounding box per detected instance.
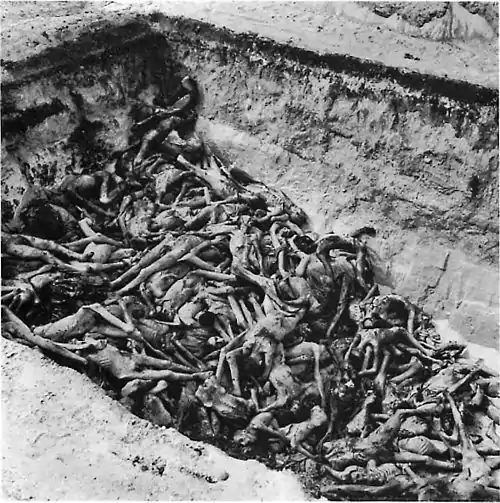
[1,22,184,195]
[1,15,498,349]
[159,16,499,348]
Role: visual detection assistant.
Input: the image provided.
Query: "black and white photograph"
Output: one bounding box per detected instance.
[1,0,499,500]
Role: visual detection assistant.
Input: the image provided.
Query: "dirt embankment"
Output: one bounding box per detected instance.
[1,338,306,500]
[2,13,498,347]
[1,3,498,501]
[154,15,498,346]
[1,21,183,205]
[2,1,498,88]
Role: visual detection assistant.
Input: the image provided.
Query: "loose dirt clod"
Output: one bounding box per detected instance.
[2,76,499,501]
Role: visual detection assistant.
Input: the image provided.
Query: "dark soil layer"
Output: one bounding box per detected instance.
[1,6,499,501]
[1,21,183,199]
[151,15,498,346]
[1,11,498,344]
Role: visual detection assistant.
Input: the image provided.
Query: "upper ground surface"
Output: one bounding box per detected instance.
[1,1,498,88]
[1,2,498,500]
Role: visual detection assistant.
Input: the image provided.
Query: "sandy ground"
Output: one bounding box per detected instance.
[1,1,498,501]
[108,0,498,87]
[1,338,308,501]
[1,1,497,88]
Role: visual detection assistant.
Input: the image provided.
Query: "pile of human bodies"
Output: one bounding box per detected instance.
[2,76,500,501]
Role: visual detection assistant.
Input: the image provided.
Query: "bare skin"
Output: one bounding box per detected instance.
[2,306,87,366]
[195,375,255,422]
[33,301,141,342]
[5,73,500,502]
[224,306,306,396]
[115,234,205,294]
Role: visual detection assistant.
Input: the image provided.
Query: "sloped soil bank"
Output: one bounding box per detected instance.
[2,15,498,348]
[2,338,307,500]
[155,15,499,347]
[1,13,499,501]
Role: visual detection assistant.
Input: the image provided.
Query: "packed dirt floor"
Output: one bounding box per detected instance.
[1,1,499,500]
[1,338,307,500]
